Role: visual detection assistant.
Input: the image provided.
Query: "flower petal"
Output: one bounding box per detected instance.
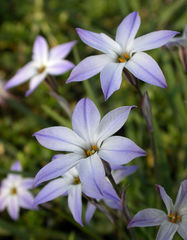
[33,153,82,187]
[100,62,124,100]
[79,154,105,200]
[128,208,166,228]
[72,98,100,143]
[96,105,135,144]
[0,195,7,211]
[178,220,187,239]
[4,62,36,90]
[125,52,167,88]
[34,178,70,206]
[85,202,96,224]
[76,28,121,54]
[116,11,140,51]
[49,41,77,60]
[25,72,47,97]
[19,191,34,209]
[132,30,179,52]
[156,185,174,214]
[32,35,48,65]
[47,60,75,75]
[99,136,146,166]
[7,196,19,220]
[20,178,34,189]
[68,184,83,225]
[11,160,22,172]
[33,126,85,153]
[156,221,178,240]
[112,165,139,184]
[66,54,111,83]
[174,179,187,210]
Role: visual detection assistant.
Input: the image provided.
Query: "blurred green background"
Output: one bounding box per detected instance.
[0,0,187,239]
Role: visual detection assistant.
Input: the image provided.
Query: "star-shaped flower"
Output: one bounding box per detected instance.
[0,161,35,220]
[33,97,145,193]
[128,180,187,240]
[67,11,178,100]
[5,36,76,96]
[34,166,120,225]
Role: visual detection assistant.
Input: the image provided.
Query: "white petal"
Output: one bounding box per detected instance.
[175,179,187,211]
[32,35,48,65]
[72,98,100,143]
[125,52,167,88]
[25,72,47,96]
[156,221,178,240]
[47,60,74,75]
[100,62,125,100]
[85,202,96,224]
[116,11,140,51]
[7,196,19,220]
[178,220,187,239]
[19,191,34,209]
[66,54,111,83]
[156,185,174,214]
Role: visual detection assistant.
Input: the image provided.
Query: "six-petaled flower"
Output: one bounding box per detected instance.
[4,35,76,96]
[67,11,178,100]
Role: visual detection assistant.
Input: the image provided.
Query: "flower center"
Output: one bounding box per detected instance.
[86,145,98,156]
[38,65,46,74]
[73,176,81,185]
[168,213,181,224]
[117,53,130,63]
[10,187,17,195]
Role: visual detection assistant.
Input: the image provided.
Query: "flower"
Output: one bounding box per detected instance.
[85,165,139,224]
[0,160,35,220]
[34,166,120,225]
[128,180,187,240]
[166,25,187,48]
[4,36,76,96]
[66,11,178,100]
[33,97,145,193]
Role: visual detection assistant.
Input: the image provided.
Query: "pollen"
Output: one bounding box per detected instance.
[11,187,17,195]
[118,57,125,63]
[124,53,130,60]
[86,145,98,156]
[117,53,130,63]
[168,213,181,224]
[38,65,46,74]
[73,177,81,185]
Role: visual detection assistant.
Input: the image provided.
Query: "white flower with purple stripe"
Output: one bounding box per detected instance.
[67,11,178,100]
[33,97,145,193]
[34,166,121,225]
[0,160,34,220]
[128,180,187,240]
[4,35,76,96]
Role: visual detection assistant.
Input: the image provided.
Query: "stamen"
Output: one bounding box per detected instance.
[124,53,130,60]
[118,57,125,63]
[168,213,181,224]
[73,177,81,185]
[86,145,99,156]
[38,65,46,74]
[11,187,17,195]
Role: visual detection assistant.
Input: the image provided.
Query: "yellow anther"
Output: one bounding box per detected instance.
[86,145,99,156]
[92,145,98,151]
[124,53,130,60]
[11,187,17,195]
[73,177,81,185]
[38,65,46,74]
[168,213,181,224]
[118,57,125,63]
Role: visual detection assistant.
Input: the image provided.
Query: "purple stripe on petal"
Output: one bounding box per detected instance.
[128,208,166,228]
[68,184,83,226]
[49,41,77,60]
[7,196,19,221]
[100,62,124,100]
[96,106,135,144]
[156,221,178,240]
[99,136,146,165]
[116,11,140,50]
[156,185,174,214]
[47,60,75,75]
[72,98,101,143]
[132,30,179,52]
[33,126,85,153]
[66,54,111,83]
[34,178,70,206]
[125,52,167,88]
[33,153,82,186]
